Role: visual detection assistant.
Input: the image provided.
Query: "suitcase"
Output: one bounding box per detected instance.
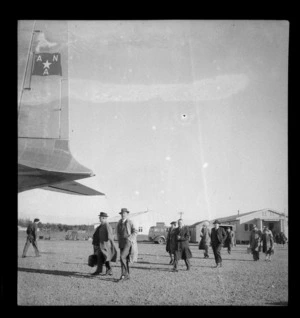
[88,254,98,267]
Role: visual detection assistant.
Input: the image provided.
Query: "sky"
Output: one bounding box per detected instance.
[18,20,289,225]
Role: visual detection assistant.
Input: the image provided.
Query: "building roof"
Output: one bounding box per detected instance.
[190,220,210,227]
[212,209,286,223]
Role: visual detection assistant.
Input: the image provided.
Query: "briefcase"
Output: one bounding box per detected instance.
[88,254,98,267]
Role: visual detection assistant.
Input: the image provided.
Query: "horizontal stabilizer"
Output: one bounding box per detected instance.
[43,181,105,196]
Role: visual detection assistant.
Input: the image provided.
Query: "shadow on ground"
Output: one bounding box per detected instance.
[18,267,103,280]
[266,301,288,306]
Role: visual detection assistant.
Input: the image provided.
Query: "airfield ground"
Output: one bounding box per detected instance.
[17,235,288,306]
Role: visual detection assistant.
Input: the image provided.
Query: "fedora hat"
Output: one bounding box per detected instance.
[98,212,108,218]
[119,208,130,214]
[170,221,177,225]
[213,219,221,224]
[34,218,40,222]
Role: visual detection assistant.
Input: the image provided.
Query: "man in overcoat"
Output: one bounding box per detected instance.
[117,208,138,281]
[223,227,235,254]
[249,224,262,261]
[261,226,274,262]
[91,212,118,276]
[166,221,177,264]
[172,219,192,272]
[22,218,41,258]
[210,219,227,268]
[199,221,211,258]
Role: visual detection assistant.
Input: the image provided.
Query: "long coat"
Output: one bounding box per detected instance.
[211,227,227,246]
[249,229,262,251]
[223,231,234,248]
[26,222,38,242]
[117,218,138,263]
[166,228,177,254]
[261,230,274,254]
[173,226,192,260]
[199,227,211,250]
[93,223,117,262]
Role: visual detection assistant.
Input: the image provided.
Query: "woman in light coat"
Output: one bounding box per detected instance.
[199,222,211,258]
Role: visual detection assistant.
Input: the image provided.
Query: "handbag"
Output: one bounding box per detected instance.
[88,254,98,267]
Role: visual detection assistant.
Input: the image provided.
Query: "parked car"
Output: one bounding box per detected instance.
[148,225,169,244]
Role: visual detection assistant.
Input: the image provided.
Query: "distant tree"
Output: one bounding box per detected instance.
[18,218,31,227]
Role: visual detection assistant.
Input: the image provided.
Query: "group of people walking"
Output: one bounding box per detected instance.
[249,224,275,262]
[167,219,235,269]
[92,208,138,281]
[21,210,279,281]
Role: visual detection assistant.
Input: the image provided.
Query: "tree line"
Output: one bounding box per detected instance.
[18,218,94,232]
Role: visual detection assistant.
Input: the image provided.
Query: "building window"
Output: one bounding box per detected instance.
[138,227,143,233]
[244,224,248,231]
[249,224,253,231]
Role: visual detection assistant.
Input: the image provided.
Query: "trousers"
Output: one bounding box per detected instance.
[211,243,222,264]
[95,252,111,273]
[204,245,209,257]
[22,237,40,257]
[120,240,132,276]
[173,258,190,269]
[252,250,260,260]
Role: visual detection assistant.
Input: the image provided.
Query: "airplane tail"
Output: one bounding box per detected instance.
[18,21,103,195]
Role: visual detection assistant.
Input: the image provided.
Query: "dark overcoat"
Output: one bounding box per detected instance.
[249,229,262,251]
[93,222,117,262]
[223,231,234,248]
[211,227,227,246]
[174,226,192,260]
[166,228,177,254]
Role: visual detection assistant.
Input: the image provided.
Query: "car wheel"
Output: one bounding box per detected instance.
[157,237,165,244]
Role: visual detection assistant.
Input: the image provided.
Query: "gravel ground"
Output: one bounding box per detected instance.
[17,236,288,306]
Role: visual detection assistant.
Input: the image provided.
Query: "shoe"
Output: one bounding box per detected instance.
[171,268,178,272]
[186,267,191,271]
[91,271,102,276]
[22,255,26,258]
[105,269,113,276]
[169,260,173,264]
[214,264,221,268]
[119,275,130,281]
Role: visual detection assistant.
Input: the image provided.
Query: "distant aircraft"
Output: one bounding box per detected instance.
[18,21,104,196]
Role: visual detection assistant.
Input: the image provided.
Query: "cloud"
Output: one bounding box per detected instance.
[70,74,249,103]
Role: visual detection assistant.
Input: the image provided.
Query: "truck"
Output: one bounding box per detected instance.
[148,223,169,244]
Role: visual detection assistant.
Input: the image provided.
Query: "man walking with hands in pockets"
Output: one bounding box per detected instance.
[117,208,138,281]
[211,219,227,268]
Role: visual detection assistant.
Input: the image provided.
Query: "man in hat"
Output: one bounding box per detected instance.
[223,227,235,254]
[249,224,262,261]
[172,219,192,272]
[22,218,41,258]
[166,221,177,264]
[91,212,118,276]
[210,220,227,268]
[116,208,138,281]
